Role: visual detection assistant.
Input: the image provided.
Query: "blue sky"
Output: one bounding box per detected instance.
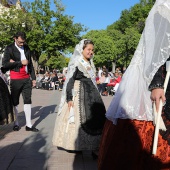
[62,0,140,31]
[22,0,140,31]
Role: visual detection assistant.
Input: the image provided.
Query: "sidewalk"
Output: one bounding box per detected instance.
[0,89,113,170]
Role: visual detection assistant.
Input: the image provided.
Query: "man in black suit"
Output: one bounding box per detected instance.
[2,31,38,132]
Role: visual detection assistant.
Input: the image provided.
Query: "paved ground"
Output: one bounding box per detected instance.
[0,88,113,170]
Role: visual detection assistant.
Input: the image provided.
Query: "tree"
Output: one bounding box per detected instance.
[108,2,153,34]
[0,6,37,53]
[0,0,8,6]
[104,1,154,67]
[26,0,85,69]
[0,0,85,70]
[116,27,141,67]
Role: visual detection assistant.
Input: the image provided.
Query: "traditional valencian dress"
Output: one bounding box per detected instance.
[98,0,170,170]
[52,41,106,151]
[0,70,14,125]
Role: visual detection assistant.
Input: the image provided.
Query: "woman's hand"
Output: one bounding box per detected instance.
[10,59,15,62]
[32,80,36,87]
[150,88,166,112]
[68,101,73,110]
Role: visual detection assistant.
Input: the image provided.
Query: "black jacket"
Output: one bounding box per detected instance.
[2,43,36,80]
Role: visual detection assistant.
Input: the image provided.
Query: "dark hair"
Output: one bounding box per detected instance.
[83,39,94,50]
[14,32,26,40]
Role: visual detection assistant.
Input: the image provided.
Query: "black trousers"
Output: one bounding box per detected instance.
[10,78,32,106]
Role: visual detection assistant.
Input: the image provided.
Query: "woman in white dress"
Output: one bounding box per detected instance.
[98,0,170,169]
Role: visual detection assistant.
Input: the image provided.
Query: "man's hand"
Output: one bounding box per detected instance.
[32,80,36,87]
[150,88,166,112]
[21,59,28,65]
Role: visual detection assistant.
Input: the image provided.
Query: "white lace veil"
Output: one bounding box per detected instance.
[58,39,96,114]
[106,0,170,124]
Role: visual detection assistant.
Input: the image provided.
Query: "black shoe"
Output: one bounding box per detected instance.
[13,125,20,131]
[25,126,39,132]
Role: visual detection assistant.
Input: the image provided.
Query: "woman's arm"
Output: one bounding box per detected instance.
[66,67,78,102]
[149,63,166,111]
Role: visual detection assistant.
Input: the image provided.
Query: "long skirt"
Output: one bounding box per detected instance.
[98,119,170,170]
[0,77,14,125]
[52,80,105,151]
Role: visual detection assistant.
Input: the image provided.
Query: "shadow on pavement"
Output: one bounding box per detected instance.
[0,104,57,141]
[0,132,48,170]
[32,104,57,127]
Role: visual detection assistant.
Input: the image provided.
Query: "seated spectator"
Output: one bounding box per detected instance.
[96,72,99,83]
[108,71,114,78]
[50,73,59,90]
[39,67,45,74]
[122,67,126,74]
[97,72,106,93]
[36,73,44,89]
[102,65,108,74]
[103,72,122,96]
[41,72,52,90]
[58,75,65,91]
[53,68,57,74]
[115,67,121,73]
[101,72,110,95]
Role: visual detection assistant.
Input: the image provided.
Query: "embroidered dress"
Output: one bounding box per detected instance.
[98,1,170,169]
[52,64,106,150]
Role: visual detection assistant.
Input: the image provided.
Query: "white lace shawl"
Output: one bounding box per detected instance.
[58,39,96,115]
[106,0,170,124]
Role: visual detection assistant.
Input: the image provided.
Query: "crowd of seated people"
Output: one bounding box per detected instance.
[103,72,122,96]
[96,66,123,96]
[35,69,65,91]
[97,72,110,94]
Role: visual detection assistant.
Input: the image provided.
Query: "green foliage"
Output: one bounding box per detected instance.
[109,3,152,34]
[65,57,70,66]
[39,51,69,69]
[1,0,8,6]
[0,0,84,70]
[27,0,85,68]
[39,53,47,65]
[46,55,66,69]
[0,6,37,53]
[116,27,141,66]
[100,1,153,68]
[0,0,155,70]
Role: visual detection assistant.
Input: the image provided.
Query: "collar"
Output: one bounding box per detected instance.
[15,42,24,51]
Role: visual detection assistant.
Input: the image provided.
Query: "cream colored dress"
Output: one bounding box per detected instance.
[52,80,102,151]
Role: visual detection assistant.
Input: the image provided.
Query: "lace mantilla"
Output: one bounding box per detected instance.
[58,39,96,115]
[106,0,170,124]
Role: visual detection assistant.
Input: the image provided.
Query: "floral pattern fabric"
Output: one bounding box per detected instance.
[98,119,170,170]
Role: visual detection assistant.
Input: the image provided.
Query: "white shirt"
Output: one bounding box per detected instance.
[104,77,110,83]
[15,42,27,73]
